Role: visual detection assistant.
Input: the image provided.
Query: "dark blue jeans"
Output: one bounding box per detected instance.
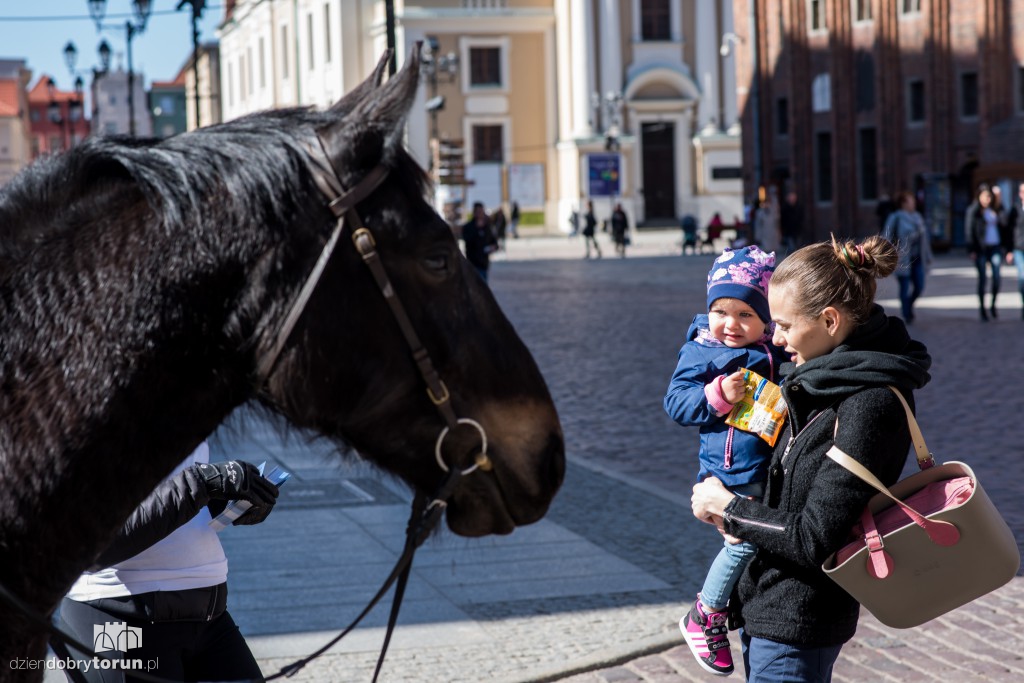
[896,260,926,321]
[975,246,1003,301]
[741,629,843,682]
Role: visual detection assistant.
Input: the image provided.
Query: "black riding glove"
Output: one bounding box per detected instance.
[196,460,279,526]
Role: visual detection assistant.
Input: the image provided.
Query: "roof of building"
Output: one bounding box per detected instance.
[27,75,81,104]
[0,80,20,116]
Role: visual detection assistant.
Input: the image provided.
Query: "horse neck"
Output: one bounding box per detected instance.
[0,192,273,627]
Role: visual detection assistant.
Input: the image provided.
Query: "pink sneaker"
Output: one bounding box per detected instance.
[680,596,734,676]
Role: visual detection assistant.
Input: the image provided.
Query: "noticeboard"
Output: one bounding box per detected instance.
[588,153,621,197]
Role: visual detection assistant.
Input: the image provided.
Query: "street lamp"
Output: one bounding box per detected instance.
[88,0,152,137]
[421,37,459,142]
[65,37,113,140]
[176,0,206,129]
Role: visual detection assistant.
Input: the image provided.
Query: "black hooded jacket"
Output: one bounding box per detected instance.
[721,306,931,647]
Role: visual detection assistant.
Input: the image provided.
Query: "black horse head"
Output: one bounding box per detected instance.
[0,49,563,664]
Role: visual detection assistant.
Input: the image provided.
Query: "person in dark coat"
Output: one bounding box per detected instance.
[582,200,601,259]
[461,201,498,281]
[611,203,629,257]
[779,190,803,256]
[1005,181,1024,318]
[691,235,931,682]
[965,183,1013,320]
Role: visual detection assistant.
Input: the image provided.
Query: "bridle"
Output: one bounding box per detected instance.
[254,131,495,679]
[13,132,493,682]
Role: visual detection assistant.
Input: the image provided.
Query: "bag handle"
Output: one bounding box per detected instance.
[826,387,960,552]
[884,385,933,469]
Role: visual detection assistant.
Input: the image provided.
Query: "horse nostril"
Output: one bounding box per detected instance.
[545,433,566,489]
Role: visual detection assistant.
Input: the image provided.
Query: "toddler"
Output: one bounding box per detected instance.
[663,245,787,676]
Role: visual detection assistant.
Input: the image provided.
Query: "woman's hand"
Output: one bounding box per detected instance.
[692,476,736,523]
[693,478,745,545]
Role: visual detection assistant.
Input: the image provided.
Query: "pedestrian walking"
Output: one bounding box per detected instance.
[779,190,803,256]
[1003,181,1024,319]
[582,200,602,259]
[57,443,280,682]
[461,201,499,280]
[882,190,932,323]
[509,201,521,239]
[965,183,1012,320]
[664,246,788,677]
[681,214,699,255]
[691,235,931,682]
[754,186,781,254]
[611,203,629,257]
[492,206,508,252]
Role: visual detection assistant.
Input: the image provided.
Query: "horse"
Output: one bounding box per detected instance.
[0,48,564,670]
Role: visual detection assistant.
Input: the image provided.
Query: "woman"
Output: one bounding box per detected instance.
[964,183,1011,320]
[691,236,932,682]
[882,190,932,323]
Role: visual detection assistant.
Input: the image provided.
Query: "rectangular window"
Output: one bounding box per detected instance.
[227,64,234,106]
[902,0,922,14]
[259,37,266,89]
[855,51,875,111]
[472,124,504,163]
[854,0,873,21]
[859,127,878,201]
[908,79,926,123]
[641,0,671,41]
[776,98,789,136]
[159,95,175,114]
[469,47,501,87]
[809,0,827,31]
[238,57,245,100]
[281,25,289,78]
[247,47,254,95]
[816,131,833,203]
[961,72,978,118]
[307,13,315,70]
[324,4,332,63]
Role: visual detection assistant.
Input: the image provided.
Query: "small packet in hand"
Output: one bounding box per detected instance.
[724,368,787,446]
[209,462,291,531]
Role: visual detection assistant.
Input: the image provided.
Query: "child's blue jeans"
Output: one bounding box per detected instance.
[700,481,765,611]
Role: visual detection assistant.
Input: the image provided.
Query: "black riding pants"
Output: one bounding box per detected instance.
[56,595,263,682]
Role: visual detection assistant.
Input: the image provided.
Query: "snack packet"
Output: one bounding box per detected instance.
[724,368,787,446]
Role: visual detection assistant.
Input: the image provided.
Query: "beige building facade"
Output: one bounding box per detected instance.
[217,0,742,231]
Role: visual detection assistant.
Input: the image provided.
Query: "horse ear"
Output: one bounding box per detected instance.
[327,50,391,115]
[318,44,423,175]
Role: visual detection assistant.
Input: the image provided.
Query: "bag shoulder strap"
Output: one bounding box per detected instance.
[826,388,959,548]
[883,385,933,469]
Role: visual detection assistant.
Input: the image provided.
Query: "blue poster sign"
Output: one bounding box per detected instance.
[588,153,621,197]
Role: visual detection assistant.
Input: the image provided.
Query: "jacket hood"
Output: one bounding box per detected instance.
[783,305,931,398]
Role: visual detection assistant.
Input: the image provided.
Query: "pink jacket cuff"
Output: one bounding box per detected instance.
[705,375,734,416]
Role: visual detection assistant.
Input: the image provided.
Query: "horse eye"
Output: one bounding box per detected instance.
[423,254,448,273]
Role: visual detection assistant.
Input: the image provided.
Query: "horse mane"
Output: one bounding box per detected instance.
[0,104,430,279]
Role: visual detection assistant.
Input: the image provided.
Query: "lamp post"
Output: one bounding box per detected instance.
[87,0,152,137]
[46,77,65,151]
[64,38,110,137]
[176,0,205,129]
[421,37,459,143]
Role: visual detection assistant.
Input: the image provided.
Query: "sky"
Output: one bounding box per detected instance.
[0,1,224,93]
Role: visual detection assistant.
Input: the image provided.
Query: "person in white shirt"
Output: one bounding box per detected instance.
[56,442,279,682]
